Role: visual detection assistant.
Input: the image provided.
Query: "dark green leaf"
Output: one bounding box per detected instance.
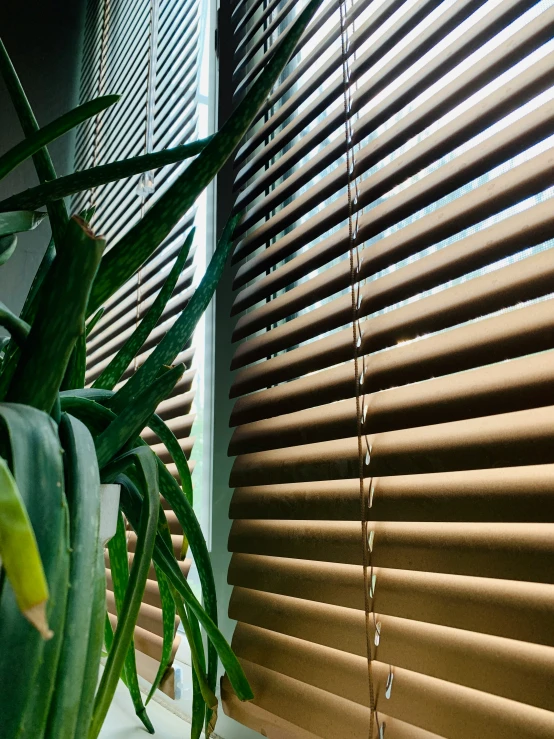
[93,229,194,390]
[108,513,154,733]
[110,214,237,412]
[86,307,104,337]
[61,331,86,391]
[146,564,176,703]
[116,477,253,702]
[7,216,105,412]
[45,414,102,739]
[95,362,184,467]
[0,301,30,345]
[0,209,45,236]
[0,404,67,736]
[0,138,212,212]
[149,413,192,504]
[74,548,107,738]
[0,36,68,244]
[0,95,120,181]
[89,447,159,739]
[0,234,17,265]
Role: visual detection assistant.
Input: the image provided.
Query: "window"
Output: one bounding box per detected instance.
[224,0,554,735]
[75,0,212,696]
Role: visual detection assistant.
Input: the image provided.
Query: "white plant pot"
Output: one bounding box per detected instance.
[99,483,121,547]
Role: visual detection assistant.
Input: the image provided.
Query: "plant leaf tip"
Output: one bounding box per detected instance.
[23,600,53,640]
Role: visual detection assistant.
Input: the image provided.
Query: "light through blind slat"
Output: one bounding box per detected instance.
[224,0,554,734]
[75,0,202,695]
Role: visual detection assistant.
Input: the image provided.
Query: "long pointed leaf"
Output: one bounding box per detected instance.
[0,95,120,181]
[0,234,17,265]
[87,0,324,315]
[147,564,177,703]
[148,413,192,504]
[0,209,45,236]
[93,229,195,390]
[108,512,154,733]
[45,414,102,739]
[110,214,237,412]
[0,36,68,244]
[0,404,67,736]
[95,362,184,467]
[89,447,159,739]
[7,216,105,412]
[74,548,106,739]
[115,477,253,701]
[0,301,29,345]
[0,138,212,212]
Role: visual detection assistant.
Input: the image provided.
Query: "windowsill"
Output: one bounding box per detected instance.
[98,671,193,739]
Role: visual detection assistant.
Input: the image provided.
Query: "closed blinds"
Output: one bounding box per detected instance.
[224,0,554,735]
[75,0,202,693]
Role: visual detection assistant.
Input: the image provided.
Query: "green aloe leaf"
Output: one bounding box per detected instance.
[21,236,55,323]
[86,0,324,316]
[74,548,106,739]
[95,362,184,467]
[93,229,195,390]
[61,331,87,391]
[147,563,176,703]
[0,95,120,182]
[45,414,102,739]
[0,234,17,265]
[7,216,105,413]
[0,138,212,213]
[107,512,154,733]
[89,447,159,739]
[148,413,192,504]
[0,37,68,244]
[0,301,30,345]
[115,477,253,702]
[0,238,55,403]
[141,490,177,704]
[0,456,50,631]
[0,209,45,236]
[110,214,238,412]
[86,307,104,336]
[0,403,67,737]
[173,589,216,708]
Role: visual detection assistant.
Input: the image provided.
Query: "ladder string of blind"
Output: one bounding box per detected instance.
[339,0,378,734]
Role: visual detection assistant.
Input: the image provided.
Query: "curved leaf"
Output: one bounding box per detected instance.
[45,413,102,739]
[0,36,68,244]
[107,512,154,733]
[0,209,45,236]
[0,95,120,181]
[93,229,194,390]
[0,137,212,212]
[110,213,237,412]
[89,447,159,739]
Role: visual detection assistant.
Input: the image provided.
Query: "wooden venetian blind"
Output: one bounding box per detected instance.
[223,0,554,735]
[75,0,201,692]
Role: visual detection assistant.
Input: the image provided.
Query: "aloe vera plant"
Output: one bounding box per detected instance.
[0,3,323,737]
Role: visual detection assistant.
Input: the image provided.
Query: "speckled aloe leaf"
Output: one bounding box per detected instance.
[0,138,212,213]
[6,216,105,413]
[109,213,238,413]
[0,94,120,182]
[93,229,195,390]
[107,512,154,733]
